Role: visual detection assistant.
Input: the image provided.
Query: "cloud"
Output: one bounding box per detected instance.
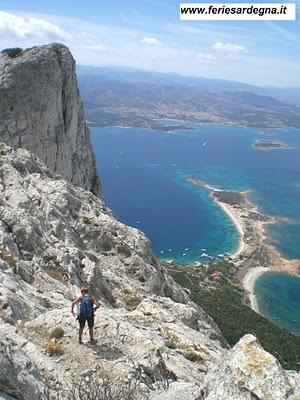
[1,10,298,86]
[0,11,71,40]
[141,36,161,45]
[212,41,246,54]
[266,21,300,44]
[197,52,216,62]
[86,44,107,52]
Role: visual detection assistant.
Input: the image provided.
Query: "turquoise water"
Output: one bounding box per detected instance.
[255,272,300,335]
[91,122,300,333]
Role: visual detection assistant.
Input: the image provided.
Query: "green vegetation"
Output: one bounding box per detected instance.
[1,47,23,58]
[167,261,300,371]
[50,326,65,339]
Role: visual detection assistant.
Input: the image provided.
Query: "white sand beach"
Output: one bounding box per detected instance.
[242,267,269,314]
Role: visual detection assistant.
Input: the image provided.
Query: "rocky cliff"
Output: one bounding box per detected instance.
[1,44,300,400]
[0,43,101,197]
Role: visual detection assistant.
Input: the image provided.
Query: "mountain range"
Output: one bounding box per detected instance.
[77,65,300,130]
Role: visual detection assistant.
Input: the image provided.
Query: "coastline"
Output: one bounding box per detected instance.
[216,201,245,258]
[187,178,300,313]
[88,118,300,131]
[242,267,269,314]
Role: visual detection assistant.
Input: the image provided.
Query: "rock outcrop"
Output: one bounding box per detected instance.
[0,43,101,197]
[1,144,300,399]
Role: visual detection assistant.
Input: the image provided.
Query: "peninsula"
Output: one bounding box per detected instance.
[186,178,300,313]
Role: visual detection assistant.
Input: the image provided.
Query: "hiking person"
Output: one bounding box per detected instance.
[71,287,100,344]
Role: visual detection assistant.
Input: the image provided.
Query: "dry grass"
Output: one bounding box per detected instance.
[165,332,204,363]
[122,292,141,310]
[0,246,16,268]
[46,268,66,283]
[165,332,181,350]
[46,341,63,355]
[183,349,203,362]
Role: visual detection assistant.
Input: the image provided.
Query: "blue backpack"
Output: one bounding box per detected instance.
[80,295,94,318]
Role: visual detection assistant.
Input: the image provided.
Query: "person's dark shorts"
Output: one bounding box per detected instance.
[78,314,94,328]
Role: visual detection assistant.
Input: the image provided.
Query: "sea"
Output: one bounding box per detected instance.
[91,121,300,334]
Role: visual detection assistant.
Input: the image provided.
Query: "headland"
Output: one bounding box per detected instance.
[186,178,300,313]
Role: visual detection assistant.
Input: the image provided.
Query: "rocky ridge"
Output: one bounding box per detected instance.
[0,43,101,197]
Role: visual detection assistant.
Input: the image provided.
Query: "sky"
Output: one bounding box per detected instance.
[0,0,300,86]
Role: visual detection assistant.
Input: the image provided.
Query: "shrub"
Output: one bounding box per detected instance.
[38,297,52,309]
[122,292,141,310]
[1,47,23,58]
[0,246,17,269]
[50,327,65,339]
[46,268,66,283]
[165,333,180,350]
[183,349,203,362]
[40,373,150,400]
[46,341,63,355]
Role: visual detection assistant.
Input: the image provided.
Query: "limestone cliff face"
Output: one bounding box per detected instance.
[0,43,102,197]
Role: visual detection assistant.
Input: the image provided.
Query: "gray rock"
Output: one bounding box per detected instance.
[0,43,101,197]
[150,382,201,400]
[202,334,299,399]
[0,326,47,400]
[0,393,18,400]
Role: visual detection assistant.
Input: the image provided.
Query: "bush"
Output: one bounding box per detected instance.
[0,246,17,269]
[46,341,63,355]
[1,47,23,58]
[183,349,203,363]
[40,374,150,400]
[50,327,65,339]
[122,292,141,310]
[46,268,66,283]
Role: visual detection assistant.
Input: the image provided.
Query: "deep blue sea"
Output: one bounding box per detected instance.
[91,122,300,333]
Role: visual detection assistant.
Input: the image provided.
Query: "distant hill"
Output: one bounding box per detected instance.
[77,68,300,130]
[77,65,300,106]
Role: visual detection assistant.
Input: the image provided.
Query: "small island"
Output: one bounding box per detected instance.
[253,140,293,152]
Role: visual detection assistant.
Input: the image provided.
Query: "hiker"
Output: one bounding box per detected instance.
[71,287,100,344]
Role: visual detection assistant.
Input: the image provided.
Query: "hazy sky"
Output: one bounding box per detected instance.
[1,0,299,86]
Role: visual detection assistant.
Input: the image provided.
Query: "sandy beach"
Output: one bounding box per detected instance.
[187,177,300,313]
[216,201,245,258]
[242,267,269,313]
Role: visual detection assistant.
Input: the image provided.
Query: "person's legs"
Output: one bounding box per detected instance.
[78,316,86,343]
[79,327,84,343]
[88,315,95,342]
